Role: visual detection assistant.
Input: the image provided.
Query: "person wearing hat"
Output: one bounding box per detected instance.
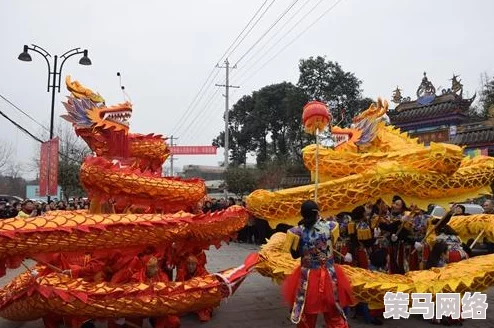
[176,254,213,323]
[333,213,355,266]
[125,254,180,328]
[416,207,470,269]
[282,200,355,328]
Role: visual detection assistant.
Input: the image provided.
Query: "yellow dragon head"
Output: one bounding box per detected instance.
[61,76,132,133]
[331,98,389,152]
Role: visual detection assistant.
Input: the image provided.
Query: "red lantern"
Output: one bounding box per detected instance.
[302,101,331,135]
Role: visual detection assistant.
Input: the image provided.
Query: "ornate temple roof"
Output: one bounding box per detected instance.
[452,120,494,147]
[389,72,475,125]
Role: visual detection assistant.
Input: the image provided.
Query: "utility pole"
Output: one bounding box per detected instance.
[169,135,178,176]
[216,58,239,199]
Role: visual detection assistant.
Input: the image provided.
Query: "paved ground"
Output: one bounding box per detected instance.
[0,243,492,328]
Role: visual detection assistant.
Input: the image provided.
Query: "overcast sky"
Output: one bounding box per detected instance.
[1,0,493,179]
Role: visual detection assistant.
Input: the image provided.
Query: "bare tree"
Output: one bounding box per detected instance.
[0,142,13,174]
[5,162,26,179]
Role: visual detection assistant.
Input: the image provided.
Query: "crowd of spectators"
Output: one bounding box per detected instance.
[202,197,244,212]
[0,197,90,219]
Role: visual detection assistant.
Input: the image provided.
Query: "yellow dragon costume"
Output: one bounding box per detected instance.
[246,98,494,309]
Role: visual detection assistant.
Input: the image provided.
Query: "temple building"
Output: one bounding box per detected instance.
[389,72,494,156]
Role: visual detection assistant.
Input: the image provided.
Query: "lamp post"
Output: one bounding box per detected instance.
[18,44,92,140]
[18,44,92,201]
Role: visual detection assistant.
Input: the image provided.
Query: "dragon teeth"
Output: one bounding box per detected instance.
[102,110,131,125]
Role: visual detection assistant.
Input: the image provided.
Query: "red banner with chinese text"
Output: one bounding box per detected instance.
[170,146,217,155]
[48,138,59,196]
[38,141,50,197]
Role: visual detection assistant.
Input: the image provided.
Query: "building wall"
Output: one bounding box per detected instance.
[182,167,225,181]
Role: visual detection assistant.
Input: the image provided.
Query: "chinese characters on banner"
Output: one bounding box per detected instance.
[38,141,50,197]
[38,137,59,197]
[169,146,217,155]
[48,138,59,195]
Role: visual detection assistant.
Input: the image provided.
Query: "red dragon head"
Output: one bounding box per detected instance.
[61,76,132,134]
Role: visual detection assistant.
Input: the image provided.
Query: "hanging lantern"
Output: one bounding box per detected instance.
[302,101,332,135]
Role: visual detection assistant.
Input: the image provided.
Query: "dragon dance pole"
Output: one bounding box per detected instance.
[315,128,319,202]
[302,100,329,204]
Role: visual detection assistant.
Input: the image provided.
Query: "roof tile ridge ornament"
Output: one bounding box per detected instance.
[416,72,436,98]
[391,86,411,112]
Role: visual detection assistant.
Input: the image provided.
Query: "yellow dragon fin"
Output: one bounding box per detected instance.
[66,75,105,104]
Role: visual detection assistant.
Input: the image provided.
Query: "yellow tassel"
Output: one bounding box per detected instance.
[370,216,379,229]
[332,222,340,241]
[347,222,356,234]
[357,227,372,241]
[282,231,300,253]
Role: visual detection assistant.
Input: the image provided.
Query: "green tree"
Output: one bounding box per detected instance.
[298,56,369,127]
[213,82,309,167]
[479,73,494,118]
[224,166,258,197]
[213,95,256,166]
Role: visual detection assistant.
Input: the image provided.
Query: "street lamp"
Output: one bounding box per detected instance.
[18,44,92,201]
[18,44,92,140]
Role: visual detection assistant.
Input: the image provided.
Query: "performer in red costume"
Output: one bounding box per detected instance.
[130,255,181,328]
[36,251,106,328]
[282,200,355,328]
[176,255,214,322]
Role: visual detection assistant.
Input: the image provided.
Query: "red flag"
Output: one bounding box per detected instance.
[39,141,50,197]
[48,138,59,196]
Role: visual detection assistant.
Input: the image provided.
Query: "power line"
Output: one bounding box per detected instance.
[230,0,313,80]
[0,93,50,133]
[0,102,85,164]
[226,0,278,60]
[0,108,44,143]
[178,0,288,140]
[177,0,343,145]
[237,0,345,87]
[181,96,224,144]
[217,0,270,65]
[179,87,223,142]
[232,0,325,83]
[171,1,276,137]
[171,67,220,136]
[233,0,300,67]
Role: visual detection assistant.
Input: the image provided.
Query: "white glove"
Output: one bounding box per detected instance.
[373,227,381,238]
[344,253,353,263]
[30,269,39,277]
[115,318,126,325]
[391,234,398,242]
[414,242,423,251]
